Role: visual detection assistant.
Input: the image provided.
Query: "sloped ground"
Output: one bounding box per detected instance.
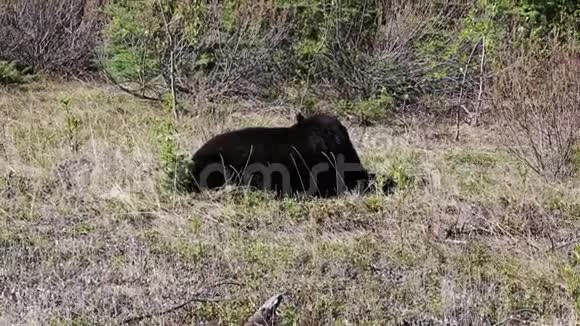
[0,83,578,325]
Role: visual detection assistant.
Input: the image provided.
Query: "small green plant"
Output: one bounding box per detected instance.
[0,61,28,85]
[60,97,81,153]
[156,90,192,192]
[337,90,394,125]
[459,174,495,195]
[386,150,421,190]
[191,299,254,324]
[543,190,567,211]
[445,150,498,195]
[155,119,192,193]
[444,150,498,169]
[542,189,580,220]
[278,197,311,224]
[364,194,384,213]
[571,145,580,174]
[72,222,95,236]
[111,254,127,269]
[560,244,580,311]
[173,239,207,264]
[351,235,379,271]
[189,215,203,235]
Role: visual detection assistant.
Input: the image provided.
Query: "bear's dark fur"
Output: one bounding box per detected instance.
[188,113,394,197]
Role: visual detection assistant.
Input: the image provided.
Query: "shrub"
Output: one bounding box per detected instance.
[491,41,580,179]
[0,0,106,77]
[101,0,292,102]
[155,119,193,193]
[386,149,421,190]
[98,0,578,125]
[100,1,161,82]
[517,0,580,41]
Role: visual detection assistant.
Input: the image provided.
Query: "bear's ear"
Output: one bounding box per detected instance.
[296,113,305,123]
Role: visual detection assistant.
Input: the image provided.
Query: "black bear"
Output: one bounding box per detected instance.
[188,113,394,197]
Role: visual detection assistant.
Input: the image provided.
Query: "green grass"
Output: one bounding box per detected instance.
[0,82,578,325]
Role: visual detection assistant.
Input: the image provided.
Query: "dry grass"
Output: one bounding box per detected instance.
[0,82,579,325]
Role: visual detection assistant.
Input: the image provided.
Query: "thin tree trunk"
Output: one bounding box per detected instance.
[455,40,479,141]
[473,37,486,126]
[157,0,178,121]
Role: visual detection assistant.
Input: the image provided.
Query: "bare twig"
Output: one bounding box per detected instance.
[473,36,486,126]
[455,39,479,141]
[100,65,160,101]
[547,236,580,252]
[492,308,539,326]
[121,281,242,325]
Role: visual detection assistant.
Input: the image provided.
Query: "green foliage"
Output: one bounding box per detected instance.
[415,0,510,84]
[0,61,32,85]
[155,118,192,193]
[543,190,568,211]
[560,244,580,311]
[0,61,24,85]
[98,0,578,125]
[59,97,82,153]
[444,150,498,169]
[516,0,580,40]
[542,189,580,220]
[72,222,95,236]
[415,0,578,103]
[386,150,421,191]
[337,90,394,125]
[102,0,208,82]
[462,0,513,54]
[351,235,379,270]
[101,1,161,81]
[190,299,254,325]
[279,198,309,222]
[173,239,207,263]
[459,174,495,195]
[364,194,384,213]
[220,0,237,32]
[280,0,379,83]
[239,239,300,277]
[445,150,499,195]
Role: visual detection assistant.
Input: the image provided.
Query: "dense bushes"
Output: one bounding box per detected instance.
[491,42,579,179]
[0,0,577,122]
[0,0,106,77]
[97,0,475,113]
[97,0,578,115]
[100,0,293,102]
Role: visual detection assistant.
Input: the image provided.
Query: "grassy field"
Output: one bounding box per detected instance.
[0,82,579,325]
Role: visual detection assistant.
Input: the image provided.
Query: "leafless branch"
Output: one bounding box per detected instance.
[473,36,486,126]
[455,39,479,141]
[156,0,178,121]
[121,281,242,325]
